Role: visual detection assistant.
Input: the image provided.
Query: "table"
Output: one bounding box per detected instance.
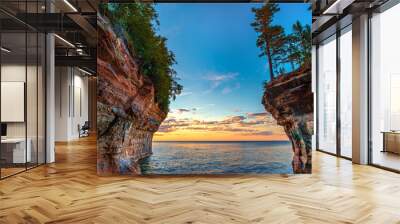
[1,138,31,164]
[382,131,400,154]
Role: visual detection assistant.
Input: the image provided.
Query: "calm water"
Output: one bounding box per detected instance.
[139,141,293,174]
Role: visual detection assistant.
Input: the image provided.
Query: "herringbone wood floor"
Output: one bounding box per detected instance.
[1,136,400,224]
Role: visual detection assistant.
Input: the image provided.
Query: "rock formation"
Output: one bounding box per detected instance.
[263,69,313,173]
[97,15,167,175]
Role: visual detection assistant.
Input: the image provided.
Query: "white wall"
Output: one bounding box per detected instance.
[1,65,38,138]
[55,66,70,141]
[54,67,89,141]
[1,65,26,140]
[72,73,89,138]
[1,63,46,164]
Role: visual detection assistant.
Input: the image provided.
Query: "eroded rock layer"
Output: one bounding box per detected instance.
[263,69,313,173]
[97,16,166,175]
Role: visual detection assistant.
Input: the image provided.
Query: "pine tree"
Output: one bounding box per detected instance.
[251,3,283,81]
[269,25,287,74]
[252,4,311,78]
[291,21,311,68]
[283,34,300,70]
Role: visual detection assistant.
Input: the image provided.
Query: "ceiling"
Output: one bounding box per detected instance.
[311,0,390,43]
[0,0,100,73]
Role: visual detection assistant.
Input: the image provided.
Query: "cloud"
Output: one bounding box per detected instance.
[156,112,282,136]
[164,118,177,123]
[223,115,246,123]
[158,125,174,133]
[244,131,274,136]
[169,108,200,117]
[239,120,264,126]
[176,108,191,113]
[204,72,238,83]
[221,82,240,95]
[179,91,193,97]
[247,112,270,118]
[202,72,239,94]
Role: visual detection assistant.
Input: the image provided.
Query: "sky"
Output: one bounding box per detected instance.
[152,3,311,141]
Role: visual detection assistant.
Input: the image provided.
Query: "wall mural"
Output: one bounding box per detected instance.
[97,2,313,175]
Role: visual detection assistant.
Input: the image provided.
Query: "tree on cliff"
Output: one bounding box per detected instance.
[252,4,312,77]
[100,3,182,112]
[251,3,284,81]
[291,21,311,67]
[269,25,288,75]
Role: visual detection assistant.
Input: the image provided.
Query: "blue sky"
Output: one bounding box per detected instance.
[153,3,311,141]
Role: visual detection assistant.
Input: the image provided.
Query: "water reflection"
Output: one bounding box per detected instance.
[140,141,293,174]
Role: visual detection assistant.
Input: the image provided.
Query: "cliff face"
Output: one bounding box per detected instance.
[97,16,167,175]
[263,69,313,173]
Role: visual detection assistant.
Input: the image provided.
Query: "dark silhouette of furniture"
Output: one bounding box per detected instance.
[78,121,90,138]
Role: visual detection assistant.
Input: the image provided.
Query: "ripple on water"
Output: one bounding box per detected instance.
[139,141,293,174]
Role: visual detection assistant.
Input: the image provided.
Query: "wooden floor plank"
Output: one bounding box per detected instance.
[0,136,400,223]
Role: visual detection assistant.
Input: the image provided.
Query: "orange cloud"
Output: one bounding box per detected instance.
[153,111,288,142]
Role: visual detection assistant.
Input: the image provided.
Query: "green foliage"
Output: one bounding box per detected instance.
[251,3,281,81]
[290,21,311,67]
[252,3,311,80]
[100,3,182,113]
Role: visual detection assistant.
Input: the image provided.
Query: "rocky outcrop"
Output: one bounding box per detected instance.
[263,69,313,173]
[97,15,167,175]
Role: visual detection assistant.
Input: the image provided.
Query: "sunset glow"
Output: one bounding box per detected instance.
[154,110,289,142]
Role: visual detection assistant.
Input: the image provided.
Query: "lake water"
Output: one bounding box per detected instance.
[139,141,294,174]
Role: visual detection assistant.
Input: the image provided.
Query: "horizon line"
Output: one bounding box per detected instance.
[153,140,290,142]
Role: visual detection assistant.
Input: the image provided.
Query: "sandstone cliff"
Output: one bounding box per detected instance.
[263,69,313,173]
[97,15,167,175]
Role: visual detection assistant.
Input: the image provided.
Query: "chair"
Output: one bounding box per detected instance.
[78,121,90,138]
